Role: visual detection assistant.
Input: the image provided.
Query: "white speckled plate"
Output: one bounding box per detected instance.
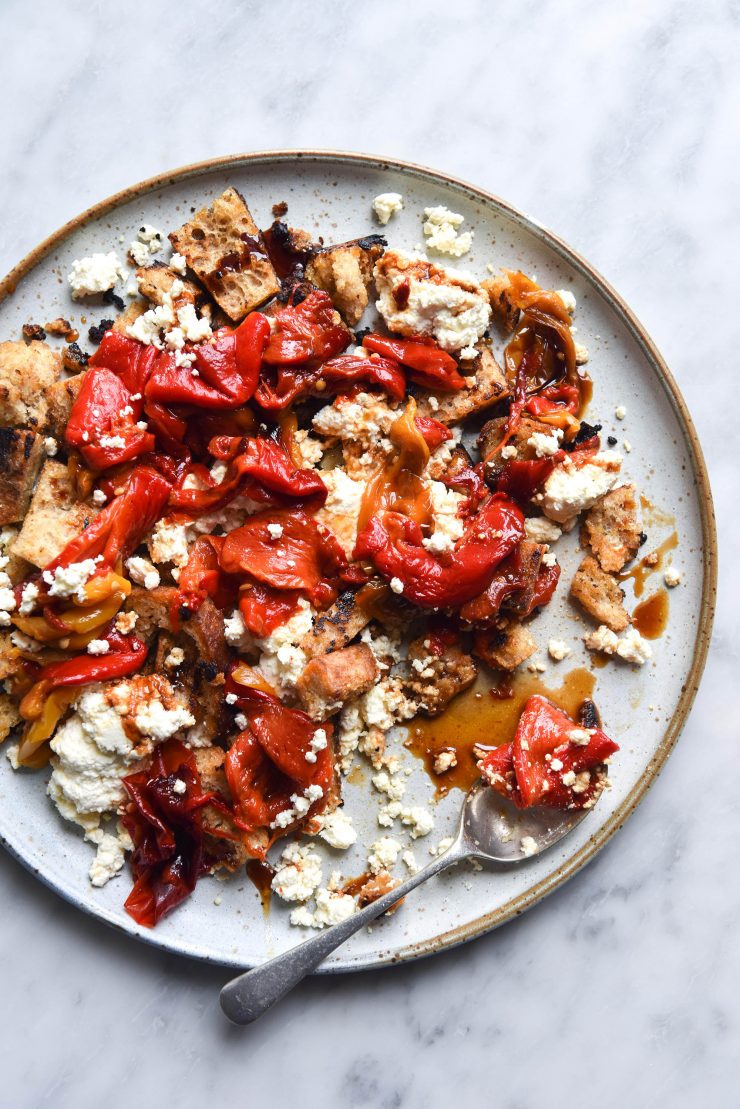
[0,152,716,971]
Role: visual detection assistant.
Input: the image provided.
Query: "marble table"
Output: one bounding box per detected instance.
[0,1,736,1105]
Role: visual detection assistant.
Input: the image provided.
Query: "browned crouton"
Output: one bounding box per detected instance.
[0,694,20,742]
[111,302,146,335]
[169,187,280,320]
[415,343,509,425]
[60,343,88,374]
[481,273,520,331]
[404,636,477,716]
[0,341,61,428]
[44,372,86,439]
[12,460,98,568]
[570,555,630,632]
[0,429,45,525]
[472,620,538,671]
[135,261,213,322]
[305,236,386,327]
[296,643,377,720]
[300,589,373,659]
[0,633,22,681]
[193,746,256,867]
[581,484,642,572]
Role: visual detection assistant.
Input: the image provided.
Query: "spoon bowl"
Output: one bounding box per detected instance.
[460,781,590,863]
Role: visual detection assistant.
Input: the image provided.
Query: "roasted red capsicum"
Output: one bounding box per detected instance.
[262,290,350,365]
[363,334,467,392]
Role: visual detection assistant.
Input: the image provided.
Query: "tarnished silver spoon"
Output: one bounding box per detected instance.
[220,780,590,1024]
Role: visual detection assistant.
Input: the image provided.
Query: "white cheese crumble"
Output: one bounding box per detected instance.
[88,827,131,887]
[548,639,571,661]
[664,566,682,587]
[128,224,164,266]
[422,481,465,555]
[68,252,124,299]
[317,808,357,850]
[536,451,623,524]
[146,519,191,568]
[375,250,491,354]
[368,836,402,874]
[556,289,577,314]
[615,405,627,420]
[44,436,58,456]
[254,599,314,696]
[520,835,538,857]
[271,842,323,902]
[170,252,187,275]
[267,522,284,540]
[314,468,365,557]
[289,886,356,929]
[43,559,98,603]
[126,555,161,590]
[271,783,324,830]
[164,647,185,668]
[528,429,563,458]
[584,624,652,666]
[524,516,562,543]
[389,577,404,594]
[422,205,473,257]
[86,639,110,656]
[305,727,328,764]
[372,192,404,225]
[18,582,39,615]
[133,700,195,741]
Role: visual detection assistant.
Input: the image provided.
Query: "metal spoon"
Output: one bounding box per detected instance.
[220,780,590,1024]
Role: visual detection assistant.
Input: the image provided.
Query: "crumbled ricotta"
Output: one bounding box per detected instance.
[422,481,465,555]
[271,842,323,902]
[520,835,538,857]
[44,436,58,456]
[528,429,563,458]
[170,252,187,275]
[548,639,571,661]
[126,555,161,590]
[615,405,627,420]
[290,886,356,929]
[68,252,124,298]
[422,205,473,257]
[164,647,185,668]
[584,625,620,655]
[556,289,577,314]
[224,609,251,652]
[584,624,652,666]
[129,224,164,266]
[43,559,98,603]
[315,468,365,557]
[304,727,328,764]
[372,192,404,225]
[536,451,622,523]
[146,518,191,567]
[390,577,404,594]
[313,391,396,448]
[524,516,562,543]
[18,582,39,615]
[267,522,284,540]
[271,783,324,830]
[88,827,130,887]
[375,250,491,354]
[255,599,313,696]
[664,566,681,587]
[368,836,402,873]
[433,749,458,774]
[86,639,110,656]
[133,699,195,741]
[317,808,357,850]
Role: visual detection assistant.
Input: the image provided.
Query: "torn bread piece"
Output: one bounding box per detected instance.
[0,341,61,428]
[169,187,280,320]
[415,342,509,424]
[296,644,378,721]
[0,429,45,525]
[581,484,642,572]
[472,619,538,671]
[305,235,386,327]
[570,555,630,632]
[12,459,98,567]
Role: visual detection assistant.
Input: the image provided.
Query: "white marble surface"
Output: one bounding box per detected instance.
[0,0,736,1105]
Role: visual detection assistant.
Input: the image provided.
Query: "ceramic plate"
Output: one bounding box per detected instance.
[0,152,716,971]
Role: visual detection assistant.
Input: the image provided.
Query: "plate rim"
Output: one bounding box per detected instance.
[0,149,718,972]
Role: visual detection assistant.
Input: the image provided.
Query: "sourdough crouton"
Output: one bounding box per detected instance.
[581,484,642,572]
[0,633,22,681]
[472,620,538,671]
[300,589,373,659]
[12,460,97,567]
[570,554,630,632]
[0,429,45,525]
[112,302,147,335]
[44,372,86,439]
[0,694,20,742]
[404,637,477,715]
[305,235,386,326]
[481,272,520,331]
[415,343,509,425]
[193,746,255,868]
[135,261,213,322]
[0,340,61,428]
[169,187,280,320]
[296,643,377,720]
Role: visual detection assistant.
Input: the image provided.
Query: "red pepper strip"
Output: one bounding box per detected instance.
[144,313,270,411]
[239,583,302,637]
[480,695,619,810]
[220,509,358,608]
[223,687,333,836]
[254,352,406,411]
[65,366,155,470]
[525,382,580,418]
[414,415,453,451]
[47,464,172,572]
[169,437,327,516]
[262,291,351,365]
[320,354,406,402]
[363,334,466,392]
[354,495,525,609]
[89,331,158,397]
[175,535,226,618]
[494,452,565,506]
[36,630,147,694]
[122,740,218,927]
[142,399,188,455]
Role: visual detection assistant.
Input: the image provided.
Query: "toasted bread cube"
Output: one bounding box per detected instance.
[481,273,520,331]
[44,372,86,439]
[300,589,373,660]
[0,694,20,742]
[581,484,642,572]
[405,636,477,716]
[0,429,45,525]
[570,554,630,632]
[135,261,213,323]
[0,341,61,428]
[305,236,386,326]
[169,187,280,320]
[12,459,97,568]
[296,643,377,720]
[415,343,509,425]
[473,620,538,671]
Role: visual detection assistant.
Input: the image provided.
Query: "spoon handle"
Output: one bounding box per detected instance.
[220,841,467,1024]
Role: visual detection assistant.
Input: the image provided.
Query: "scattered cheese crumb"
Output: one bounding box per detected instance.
[664,566,681,588]
[548,639,571,661]
[372,193,404,225]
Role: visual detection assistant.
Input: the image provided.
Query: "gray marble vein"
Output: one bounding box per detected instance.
[0,0,737,1105]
